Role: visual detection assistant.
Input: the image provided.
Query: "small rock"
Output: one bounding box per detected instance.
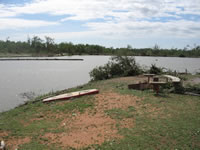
[72,113,77,116]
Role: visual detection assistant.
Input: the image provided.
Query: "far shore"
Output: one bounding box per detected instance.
[1,53,200,58]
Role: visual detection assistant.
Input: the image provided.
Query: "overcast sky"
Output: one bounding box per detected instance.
[0,0,200,48]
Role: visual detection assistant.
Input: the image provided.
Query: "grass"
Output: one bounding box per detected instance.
[0,53,33,57]
[96,77,200,149]
[0,75,200,149]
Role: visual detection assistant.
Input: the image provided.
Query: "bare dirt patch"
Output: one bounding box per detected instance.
[43,110,121,149]
[0,131,9,138]
[60,112,121,148]
[94,91,141,113]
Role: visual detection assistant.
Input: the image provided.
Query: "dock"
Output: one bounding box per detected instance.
[0,58,84,61]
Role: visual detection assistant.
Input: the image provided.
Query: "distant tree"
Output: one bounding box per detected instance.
[45,36,55,53]
[127,44,133,50]
[0,35,200,57]
[6,37,10,42]
[27,36,31,46]
[153,44,160,50]
[31,36,44,53]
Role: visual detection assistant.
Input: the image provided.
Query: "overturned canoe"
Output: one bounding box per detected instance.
[43,89,99,103]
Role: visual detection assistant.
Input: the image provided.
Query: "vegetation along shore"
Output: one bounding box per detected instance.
[0,56,200,149]
[0,36,200,57]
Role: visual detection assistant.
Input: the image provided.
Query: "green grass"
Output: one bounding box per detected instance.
[105,107,136,120]
[0,75,200,149]
[96,93,200,149]
[94,78,200,149]
[18,140,59,150]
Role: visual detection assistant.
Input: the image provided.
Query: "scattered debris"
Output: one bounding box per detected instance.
[184,92,200,96]
[19,91,37,100]
[128,82,151,90]
[0,141,6,150]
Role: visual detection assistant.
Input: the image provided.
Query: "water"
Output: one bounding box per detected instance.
[0,56,199,112]
[135,56,200,73]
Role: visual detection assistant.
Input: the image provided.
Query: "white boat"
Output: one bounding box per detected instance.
[43,89,99,103]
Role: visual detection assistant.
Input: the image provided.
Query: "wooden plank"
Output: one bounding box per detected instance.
[150,81,166,85]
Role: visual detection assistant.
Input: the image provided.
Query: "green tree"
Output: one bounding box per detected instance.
[45,36,55,54]
[31,36,44,53]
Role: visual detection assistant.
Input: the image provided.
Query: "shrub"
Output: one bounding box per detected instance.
[149,64,163,74]
[185,83,200,94]
[90,56,142,81]
[89,64,111,81]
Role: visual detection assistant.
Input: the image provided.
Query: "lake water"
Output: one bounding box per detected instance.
[0,56,200,112]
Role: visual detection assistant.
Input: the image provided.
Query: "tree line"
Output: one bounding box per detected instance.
[0,36,200,57]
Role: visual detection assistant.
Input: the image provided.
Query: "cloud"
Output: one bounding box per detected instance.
[0,18,59,30]
[22,19,199,43]
[1,0,200,20]
[85,19,200,39]
[0,0,200,47]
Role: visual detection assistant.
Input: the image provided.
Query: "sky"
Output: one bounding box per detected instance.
[0,0,200,49]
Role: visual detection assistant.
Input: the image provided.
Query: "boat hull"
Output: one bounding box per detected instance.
[43,89,99,103]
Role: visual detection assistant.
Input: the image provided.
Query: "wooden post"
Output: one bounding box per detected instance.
[154,84,159,95]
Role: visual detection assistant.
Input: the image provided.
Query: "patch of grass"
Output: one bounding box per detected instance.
[0,116,61,138]
[115,83,153,98]
[18,140,58,150]
[0,95,95,137]
[105,108,135,120]
[47,96,95,113]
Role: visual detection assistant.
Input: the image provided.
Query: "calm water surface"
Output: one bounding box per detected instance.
[0,56,199,112]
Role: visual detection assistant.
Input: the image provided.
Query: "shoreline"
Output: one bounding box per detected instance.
[1,53,200,58]
[1,73,199,113]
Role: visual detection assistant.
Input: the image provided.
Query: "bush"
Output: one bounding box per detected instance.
[90,56,142,81]
[149,64,163,74]
[185,84,200,94]
[89,64,111,81]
